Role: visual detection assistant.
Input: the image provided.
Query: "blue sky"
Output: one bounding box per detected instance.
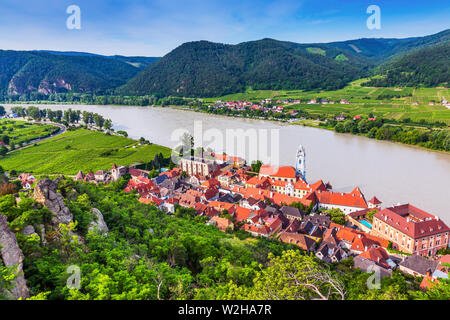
[0,0,448,56]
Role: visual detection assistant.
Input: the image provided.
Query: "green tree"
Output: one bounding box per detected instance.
[249,250,345,300]
[325,208,346,225]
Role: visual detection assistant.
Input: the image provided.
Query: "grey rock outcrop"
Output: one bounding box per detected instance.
[22,225,37,237]
[88,208,109,234]
[37,224,47,245]
[34,179,73,226]
[0,214,30,299]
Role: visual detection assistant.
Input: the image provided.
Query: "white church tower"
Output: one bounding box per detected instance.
[296,145,306,181]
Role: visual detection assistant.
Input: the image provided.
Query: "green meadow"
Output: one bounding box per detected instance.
[0,119,60,145]
[0,129,171,175]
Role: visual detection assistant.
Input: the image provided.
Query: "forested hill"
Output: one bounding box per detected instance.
[118,39,371,97]
[0,50,158,96]
[362,42,450,88]
[327,29,450,61]
[119,29,450,97]
[1,29,449,98]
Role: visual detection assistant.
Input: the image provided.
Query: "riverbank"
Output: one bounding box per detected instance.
[3,102,449,153]
[168,105,450,154]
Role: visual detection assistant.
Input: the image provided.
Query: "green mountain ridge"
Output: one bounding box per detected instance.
[0,51,158,96]
[118,38,372,97]
[362,41,450,87]
[119,29,450,97]
[0,29,448,98]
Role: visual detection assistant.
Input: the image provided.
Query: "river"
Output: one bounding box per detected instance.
[5,104,450,224]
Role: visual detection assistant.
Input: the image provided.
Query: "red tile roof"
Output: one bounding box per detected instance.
[242,224,271,236]
[310,180,328,192]
[202,178,221,189]
[259,165,297,179]
[279,232,316,251]
[357,247,390,269]
[234,206,253,222]
[246,176,271,189]
[139,196,163,206]
[210,216,234,231]
[208,201,236,213]
[369,196,382,205]
[420,275,440,290]
[204,186,219,200]
[129,168,147,177]
[332,224,389,248]
[316,188,368,208]
[374,204,449,239]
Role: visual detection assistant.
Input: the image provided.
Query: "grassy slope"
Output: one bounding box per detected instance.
[202,80,450,124]
[0,119,60,145]
[0,129,171,175]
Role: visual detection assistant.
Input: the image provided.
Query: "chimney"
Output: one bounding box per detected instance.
[365,245,368,251]
[435,215,440,221]
[377,257,380,263]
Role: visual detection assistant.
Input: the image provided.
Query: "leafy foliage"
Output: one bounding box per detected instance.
[0,178,446,300]
[363,42,450,87]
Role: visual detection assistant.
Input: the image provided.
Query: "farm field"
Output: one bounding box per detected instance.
[0,119,60,145]
[0,128,172,175]
[202,81,450,124]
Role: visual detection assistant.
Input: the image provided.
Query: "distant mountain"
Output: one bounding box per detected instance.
[0,50,159,96]
[362,41,450,87]
[1,29,448,98]
[34,51,160,69]
[119,29,450,97]
[327,29,450,62]
[118,39,371,97]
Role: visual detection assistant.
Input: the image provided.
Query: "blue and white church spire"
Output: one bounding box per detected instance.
[296,144,306,181]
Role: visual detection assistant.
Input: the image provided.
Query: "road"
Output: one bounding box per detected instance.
[6,120,66,154]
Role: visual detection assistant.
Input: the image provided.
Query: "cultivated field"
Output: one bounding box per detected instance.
[203,80,450,124]
[0,119,60,145]
[0,129,172,175]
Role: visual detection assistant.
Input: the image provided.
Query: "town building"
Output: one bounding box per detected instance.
[259,165,297,183]
[179,157,218,177]
[371,204,449,256]
[111,164,128,181]
[279,232,316,251]
[399,255,438,277]
[207,216,234,232]
[316,187,368,214]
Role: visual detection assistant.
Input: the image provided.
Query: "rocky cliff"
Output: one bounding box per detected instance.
[0,214,30,300]
[34,179,73,226]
